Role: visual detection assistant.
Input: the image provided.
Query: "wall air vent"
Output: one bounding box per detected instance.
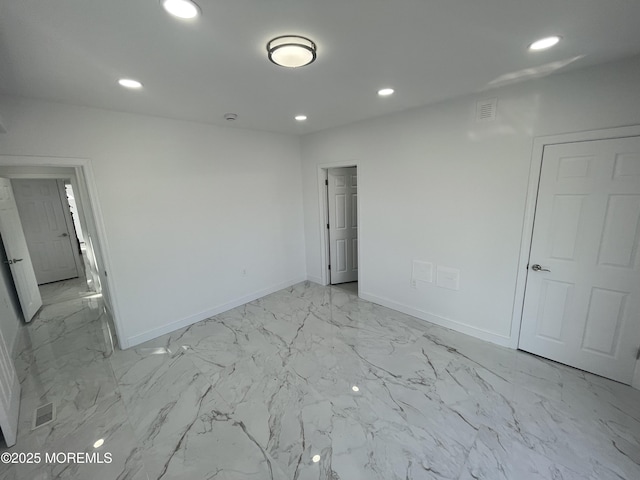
[476,98,497,122]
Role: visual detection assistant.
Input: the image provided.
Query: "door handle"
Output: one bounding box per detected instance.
[531,264,550,272]
[3,258,23,265]
[60,233,69,237]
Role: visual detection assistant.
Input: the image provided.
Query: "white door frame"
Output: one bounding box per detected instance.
[0,155,125,349]
[510,125,640,389]
[317,161,360,287]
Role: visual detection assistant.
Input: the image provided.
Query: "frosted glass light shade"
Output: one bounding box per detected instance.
[267,35,316,68]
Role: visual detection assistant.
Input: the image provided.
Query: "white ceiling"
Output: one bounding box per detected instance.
[1,0,639,135]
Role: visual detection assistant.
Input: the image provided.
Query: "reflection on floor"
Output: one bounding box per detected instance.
[39,276,92,306]
[332,281,358,295]
[2,281,639,479]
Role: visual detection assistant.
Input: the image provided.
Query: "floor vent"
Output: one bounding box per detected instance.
[32,402,56,430]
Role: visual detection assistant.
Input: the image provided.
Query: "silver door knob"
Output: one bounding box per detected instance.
[531,264,550,272]
[3,258,23,265]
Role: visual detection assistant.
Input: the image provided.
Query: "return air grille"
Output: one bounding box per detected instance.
[32,402,56,430]
[476,98,497,121]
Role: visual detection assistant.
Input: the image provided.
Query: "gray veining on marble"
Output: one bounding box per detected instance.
[2,281,639,479]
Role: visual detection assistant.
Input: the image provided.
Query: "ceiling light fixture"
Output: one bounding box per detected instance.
[295,115,307,121]
[378,88,394,96]
[528,36,561,51]
[267,35,317,68]
[118,78,143,89]
[161,0,200,19]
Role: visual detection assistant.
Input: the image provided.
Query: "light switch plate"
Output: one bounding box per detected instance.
[412,260,433,283]
[436,266,460,290]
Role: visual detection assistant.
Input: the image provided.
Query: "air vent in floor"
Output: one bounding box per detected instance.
[32,402,56,430]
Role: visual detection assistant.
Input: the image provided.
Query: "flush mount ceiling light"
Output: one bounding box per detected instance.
[294,115,307,121]
[377,88,394,96]
[528,36,561,51]
[267,35,317,68]
[118,78,143,89]
[161,0,200,19]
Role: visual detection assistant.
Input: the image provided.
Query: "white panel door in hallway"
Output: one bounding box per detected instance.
[0,321,20,447]
[519,136,640,384]
[0,177,42,322]
[328,167,358,284]
[12,179,81,285]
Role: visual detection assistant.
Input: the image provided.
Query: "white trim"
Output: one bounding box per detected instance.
[0,155,126,349]
[125,276,307,347]
[306,275,323,284]
[510,125,640,350]
[360,291,512,347]
[55,179,84,280]
[317,160,360,287]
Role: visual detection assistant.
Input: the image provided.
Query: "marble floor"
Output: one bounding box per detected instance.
[39,276,93,306]
[332,281,358,295]
[1,281,640,479]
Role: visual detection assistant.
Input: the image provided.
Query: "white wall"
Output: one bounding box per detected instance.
[301,56,640,346]
[0,97,306,347]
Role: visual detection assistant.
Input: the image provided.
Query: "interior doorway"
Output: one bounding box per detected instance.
[319,164,359,293]
[512,125,640,390]
[518,135,640,384]
[0,156,121,348]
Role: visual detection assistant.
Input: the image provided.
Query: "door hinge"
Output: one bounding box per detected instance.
[328,265,331,270]
[327,223,330,229]
[325,179,328,186]
[637,347,640,360]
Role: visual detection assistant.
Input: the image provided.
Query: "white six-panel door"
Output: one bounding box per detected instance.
[328,167,358,284]
[519,137,640,384]
[0,177,43,322]
[12,179,81,285]
[0,323,20,447]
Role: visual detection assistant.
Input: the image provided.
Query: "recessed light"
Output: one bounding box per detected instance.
[378,88,394,96]
[93,439,104,449]
[118,78,143,89]
[161,0,200,19]
[295,115,307,121]
[312,454,321,463]
[528,36,561,51]
[352,385,360,392]
[224,113,238,121]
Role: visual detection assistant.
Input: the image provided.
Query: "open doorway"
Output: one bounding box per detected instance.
[10,178,96,305]
[320,165,359,295]
[0,156,121,348]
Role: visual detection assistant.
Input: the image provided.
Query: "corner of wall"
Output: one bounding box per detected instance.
[633,360,640,391]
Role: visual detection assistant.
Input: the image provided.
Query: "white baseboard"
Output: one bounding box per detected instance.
[306,275,323,285]
[125,276,307,348]
[359,291,513,348]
